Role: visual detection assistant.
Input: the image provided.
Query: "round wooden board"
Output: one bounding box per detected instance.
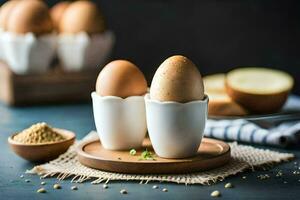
[77,138,231,174]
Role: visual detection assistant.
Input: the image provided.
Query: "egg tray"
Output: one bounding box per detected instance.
[0,62,99,106]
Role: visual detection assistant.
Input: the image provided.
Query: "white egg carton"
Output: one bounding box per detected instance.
[1,32,56,74]
[0,30,115,75]
[57,31,115,72]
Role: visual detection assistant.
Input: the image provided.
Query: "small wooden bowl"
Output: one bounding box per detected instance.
[8,128,76,162]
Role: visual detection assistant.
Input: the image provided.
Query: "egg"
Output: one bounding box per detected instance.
[59,1,105,34]
[50,1,71,30]
[150,55,204,103]
[6,0,53,35]
[0,0,20,30]
[96,60,148,98]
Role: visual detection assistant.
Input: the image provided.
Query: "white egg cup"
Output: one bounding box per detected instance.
[58,31,114,72]
[145,94,208,159]
[1,32,56,74]
[91,92,147,150]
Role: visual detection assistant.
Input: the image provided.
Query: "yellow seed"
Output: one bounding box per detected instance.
[211,190,221,197]
[152,185,159,189]
[225,183,233,188]
[120,189,127,194]
[53,184,61,189]
[37,188,46,193]
[71,186,78,190]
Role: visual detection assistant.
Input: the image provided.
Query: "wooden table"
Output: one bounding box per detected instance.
[0,97,299,200]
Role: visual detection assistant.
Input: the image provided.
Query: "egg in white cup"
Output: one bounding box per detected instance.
[0,0,56,75]
[92,60,148,150]
[146,55,208,159]
[57,1,114,72]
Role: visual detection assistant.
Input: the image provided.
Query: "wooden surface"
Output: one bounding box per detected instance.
[8,128,75,162]
[0,96,299,199]
[0,62,99,106]
[77,138,231,174]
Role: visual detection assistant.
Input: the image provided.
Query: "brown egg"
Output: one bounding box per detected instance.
[59,1,105,34]
[96,60,148,98]
[150,55,204,103]
[6,0,53,35]
[0,0,20,30]
[50,1,71,30]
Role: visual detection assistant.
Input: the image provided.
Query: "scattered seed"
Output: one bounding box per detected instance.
[25,179,30,183]
[294,162,297,165]
[298,179,300,182]
[20,175,24,178]
[120,189,127,194]
[225,183,233,188]
[257,174,270,180]
[162,188,168,192]
[71,186,78,190]
[283,181,288,184]
[211,190,221,197]
[37,188,46,193]
[242,176,247,180]
[41,182,46,185]
[152,185,159,189]
[276,171,283,177]
[103,184,108,189]
[53,183,61,189]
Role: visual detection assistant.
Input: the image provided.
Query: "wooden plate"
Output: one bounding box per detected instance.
[77,138,231,174]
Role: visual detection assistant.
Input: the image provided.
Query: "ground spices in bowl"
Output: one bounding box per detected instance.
[13,122,66,144]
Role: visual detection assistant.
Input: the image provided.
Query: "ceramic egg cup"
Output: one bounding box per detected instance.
[145,94,208,159]
[1,32,56,74]
[58,31,115,72]
[91,92,147,150]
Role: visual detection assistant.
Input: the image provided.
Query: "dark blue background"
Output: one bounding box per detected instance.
[2,0,300,94]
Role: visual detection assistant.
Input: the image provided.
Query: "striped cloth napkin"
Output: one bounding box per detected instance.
[204,119,300,147]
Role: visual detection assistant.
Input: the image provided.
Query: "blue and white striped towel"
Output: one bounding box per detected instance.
[204,119,300,147]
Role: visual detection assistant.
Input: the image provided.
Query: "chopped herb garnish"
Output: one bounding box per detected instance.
[139,149,156,161]
[129,149,137,156]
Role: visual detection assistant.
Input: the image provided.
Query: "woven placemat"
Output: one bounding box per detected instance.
[28,131,294,185]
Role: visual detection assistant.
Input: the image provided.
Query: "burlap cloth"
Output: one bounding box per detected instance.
[28,131,294,185]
